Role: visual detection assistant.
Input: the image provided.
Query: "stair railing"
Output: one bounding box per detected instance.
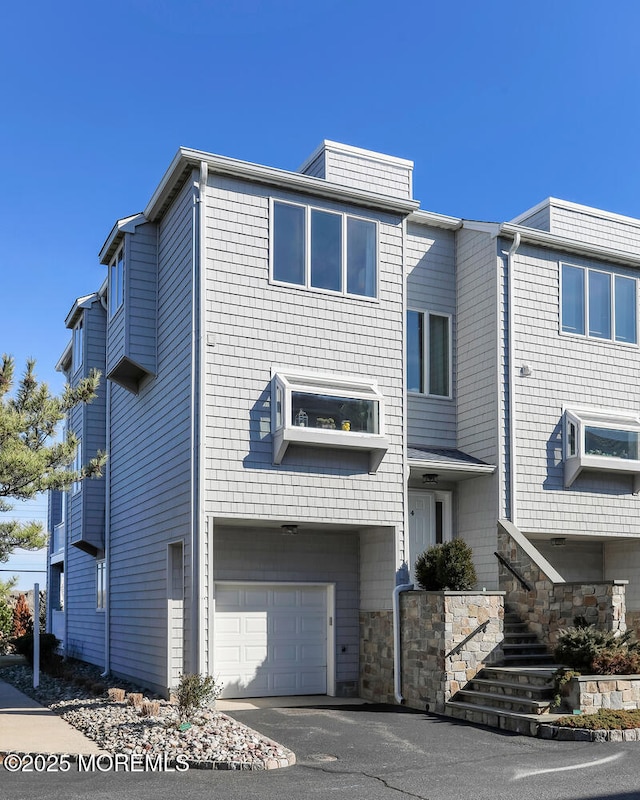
[445,620,490,659]
[494,551,533,592]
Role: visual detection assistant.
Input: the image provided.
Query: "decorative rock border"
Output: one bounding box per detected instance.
[539,724,640,743]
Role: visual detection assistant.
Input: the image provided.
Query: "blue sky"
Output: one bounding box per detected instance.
[1,0,639,588]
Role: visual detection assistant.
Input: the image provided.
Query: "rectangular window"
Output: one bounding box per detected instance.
[561,264,636,344]
[406,310,451,398]
[272,200,377,298]
[291,391,379,434]
[96,560,106,610]
[109,247,124,317]
[71,440,82,495]
[72,318,83,373]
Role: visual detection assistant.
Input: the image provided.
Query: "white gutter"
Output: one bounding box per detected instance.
[506,232,521,524]
[393,583,414,704]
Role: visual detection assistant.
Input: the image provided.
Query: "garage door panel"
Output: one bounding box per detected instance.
[214,584,328,698]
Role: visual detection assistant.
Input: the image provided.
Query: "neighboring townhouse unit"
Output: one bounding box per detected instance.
[47,141,640,699]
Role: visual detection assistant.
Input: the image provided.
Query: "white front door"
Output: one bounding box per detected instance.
[408,490,452,582]
[214,583,330,698]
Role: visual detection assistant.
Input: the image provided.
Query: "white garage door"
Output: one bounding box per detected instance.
[214,583,328,698]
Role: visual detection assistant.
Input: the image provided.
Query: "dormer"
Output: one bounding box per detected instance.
[299,140,414,201]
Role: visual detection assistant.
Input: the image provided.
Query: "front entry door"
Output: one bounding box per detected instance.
[408,490,452,582]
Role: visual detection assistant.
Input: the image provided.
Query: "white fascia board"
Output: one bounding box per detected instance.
[407,209,462,230]
[98,212,147,264]
[497,222,640,269]
[511,197,640,229]
[144,147,420,223]
[508,198,552,225]
[299,140,414,173]
[64,292,98,328]
[55,340,72,373]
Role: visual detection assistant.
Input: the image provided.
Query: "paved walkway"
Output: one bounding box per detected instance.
[0,679,105,755]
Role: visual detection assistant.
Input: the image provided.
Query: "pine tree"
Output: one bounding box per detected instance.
[12,593,32,637]
[0,354,107,562]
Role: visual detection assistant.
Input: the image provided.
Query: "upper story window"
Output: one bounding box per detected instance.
[272,370,389,472]
[407,310,451,398]
[71,439,82,495]
[271,200,377,299]
[109,246,124,318]
[561,264,637,344]
[72,318,83,373]
[564,407,640,492]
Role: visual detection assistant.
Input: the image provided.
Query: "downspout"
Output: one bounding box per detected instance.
[190,162,207,675]
[99,292,111,677]
[393,582,413,704]
[506,232,521,525]
[197,161,208,674]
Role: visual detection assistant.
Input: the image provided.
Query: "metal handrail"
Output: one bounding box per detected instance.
[445,620,490,659]
[494,551,533,592]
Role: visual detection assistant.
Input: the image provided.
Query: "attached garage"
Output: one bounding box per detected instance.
[214,582,335,698]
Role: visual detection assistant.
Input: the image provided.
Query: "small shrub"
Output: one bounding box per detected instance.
[556,708,640,730]
[107,687,126,702]
[91,682,106,696]
[12,594,33,638]
[140,699,161,717]
[174,673,223,722]
[0,600,13,654]
[12,632,60,668]
[554,624,640,672]
[127,692,143,708]
[591,649,640,675]
[414,539,477,591]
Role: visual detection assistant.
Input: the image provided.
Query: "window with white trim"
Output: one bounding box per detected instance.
[407,310,451,397]
[564,408,640,492]
[96,559,106,610]
[72,318,83,373]
[109,246,124,318]
[561,264,637,344]
[271,370,389,472]
[71,440,82,495]
[271,200,377,298]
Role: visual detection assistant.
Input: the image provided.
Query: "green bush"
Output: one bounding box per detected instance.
[554,620,640,672]
[12,632,60,669]
[414,539,477,591]
[556,708,640,730]
[174,673,223,722]
[0,600,13,654]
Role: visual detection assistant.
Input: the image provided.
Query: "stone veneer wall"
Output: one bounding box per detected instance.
[497,523,627,647]
[360,611,395,704]
[561,675,640,715]
[359,594,504,709]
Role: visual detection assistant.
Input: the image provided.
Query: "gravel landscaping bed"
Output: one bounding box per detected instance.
[0,664,295,770]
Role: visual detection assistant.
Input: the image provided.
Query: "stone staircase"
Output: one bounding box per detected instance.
[444,607,563,735]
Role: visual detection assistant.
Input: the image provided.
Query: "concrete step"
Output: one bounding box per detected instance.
[481,666,559,687]
[468,677,554,700]
[444,700,563,736]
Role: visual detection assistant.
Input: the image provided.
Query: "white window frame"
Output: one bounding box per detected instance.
[560,262,638,346]
[407,309,453,399]
[71,439,82,495]
[271,369,389,472]
[109,245,124,318]
[269,199,379,300]
[563,406,640,493]
[96,559,106,611]
[72,318,83,374]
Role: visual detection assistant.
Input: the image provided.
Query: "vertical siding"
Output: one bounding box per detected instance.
[605,541,640,611]
[514,204,550,231]
[511,244,640,539]
[456,228,501,585]
[299,151,325,179]
[202,175,405,533]
[359,527,395,611]
[107,177,194,693]
[213,527,360,687]
[406,222,456,447]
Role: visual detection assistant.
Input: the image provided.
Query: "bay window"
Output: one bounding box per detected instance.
[272,370,388,472]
